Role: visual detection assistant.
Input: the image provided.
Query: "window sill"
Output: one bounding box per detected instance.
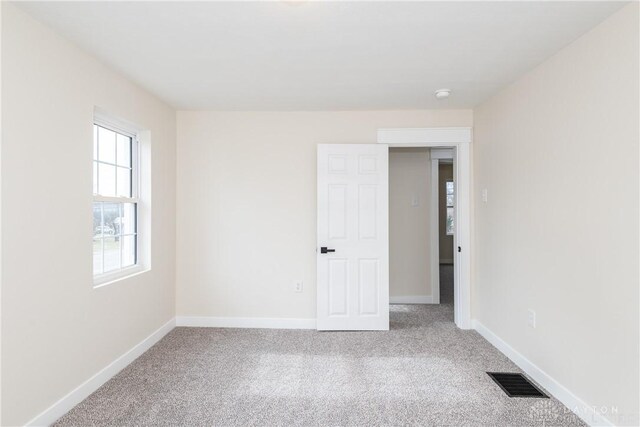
[93,265,149,288]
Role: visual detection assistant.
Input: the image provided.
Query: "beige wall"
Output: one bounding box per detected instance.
[0,2,4,424]
[176,110,472,318]
[389,148,431,298]
[473,3,639,425]
[438,163,454,263]
[5,1,636,425]
[1,4,176,425]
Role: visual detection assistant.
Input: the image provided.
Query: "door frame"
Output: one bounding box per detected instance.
[429,148,455,306]
[378,127,472,329]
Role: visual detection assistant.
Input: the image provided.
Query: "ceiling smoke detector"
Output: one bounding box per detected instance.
[435,89,451,100]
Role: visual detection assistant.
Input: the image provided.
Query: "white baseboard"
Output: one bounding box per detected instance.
[176,316,317,329]
[472,320,614,427]
[26,318,176,427]
[390,295,434,304]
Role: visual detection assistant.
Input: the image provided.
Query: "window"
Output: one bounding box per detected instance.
[446,180,454,235]
[93,122,139,283]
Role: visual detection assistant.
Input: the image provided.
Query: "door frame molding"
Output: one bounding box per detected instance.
[430,156,440,305]
[378,127,472,329]
[428,148,454,306]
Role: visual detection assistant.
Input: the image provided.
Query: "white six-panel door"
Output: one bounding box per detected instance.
[317,144,389,331]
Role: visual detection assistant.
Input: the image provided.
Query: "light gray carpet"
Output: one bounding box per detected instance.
[55,304,584,426]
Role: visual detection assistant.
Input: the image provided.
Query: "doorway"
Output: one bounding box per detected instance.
[388,148,455,308]
[316,127,472,331]
[388,147,434,304]
[378,127,472,329]
[438,159,455,304]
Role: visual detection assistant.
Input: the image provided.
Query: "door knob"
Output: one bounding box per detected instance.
[320,247,335,254]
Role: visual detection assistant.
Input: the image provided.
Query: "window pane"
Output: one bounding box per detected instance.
[446,207,454,235]
[98,163,116,196]
[93,122,139,280]
[93,202,103,236]
[93,125,98,161]
[93,203,105,273]
[102,203,120,236]
[98,126,116,164]
[446,194,454,207]
[116,167,131,197]
[122,235,136,268]
[103,235,121,272]
[93,237,103,275]
[446,181,454,195]
[121,203,136,235]
[93,162,98,195]
[116,134,131,167]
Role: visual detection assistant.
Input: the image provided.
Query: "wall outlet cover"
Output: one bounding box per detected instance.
[527,309,536,328]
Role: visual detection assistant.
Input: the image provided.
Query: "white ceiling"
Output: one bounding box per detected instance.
[16,1,626,110]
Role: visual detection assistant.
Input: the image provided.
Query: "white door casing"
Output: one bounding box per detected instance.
[429,148,455,306]
[317,144,389,331]
[377,127,472,329]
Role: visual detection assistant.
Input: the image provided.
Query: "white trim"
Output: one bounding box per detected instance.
[176,316,317,329]
[92,111,147,287]
[94,107,142,138]
[378,127,471,145]
[430,158,440,305]
[93,265,148,288]
[472,320,614,427]
[378,127,472,330]
[93,195,139,204]
[430,148,454,160]
[453,142,471,329]
[389,295,434,304]
[26,318,175,427]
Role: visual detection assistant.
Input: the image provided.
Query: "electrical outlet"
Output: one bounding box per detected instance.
[527,309,536,328]
[482,189,488,203]
[411,195,419,207]
[294,281,303,293]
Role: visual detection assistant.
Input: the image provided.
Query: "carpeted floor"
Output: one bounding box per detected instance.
[55,303,584,426]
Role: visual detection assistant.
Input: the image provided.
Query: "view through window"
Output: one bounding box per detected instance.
[446,180,454,235]
[93,124,138,279]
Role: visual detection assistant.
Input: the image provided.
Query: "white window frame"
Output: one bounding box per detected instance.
[93,113,145,287]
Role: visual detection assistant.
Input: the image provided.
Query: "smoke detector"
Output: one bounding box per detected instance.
[435,89,451,100]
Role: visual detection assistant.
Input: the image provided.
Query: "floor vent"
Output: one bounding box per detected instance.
[487,372,548,398]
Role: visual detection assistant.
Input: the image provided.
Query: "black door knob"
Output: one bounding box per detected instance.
[320,247,336,254]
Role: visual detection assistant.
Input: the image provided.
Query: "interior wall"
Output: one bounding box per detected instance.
[389,148,431,298]
[1,4,177,425]
[176,110,472,319]
[438,163,454,263]
[0,3,3,423]
[473,3,639,425]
